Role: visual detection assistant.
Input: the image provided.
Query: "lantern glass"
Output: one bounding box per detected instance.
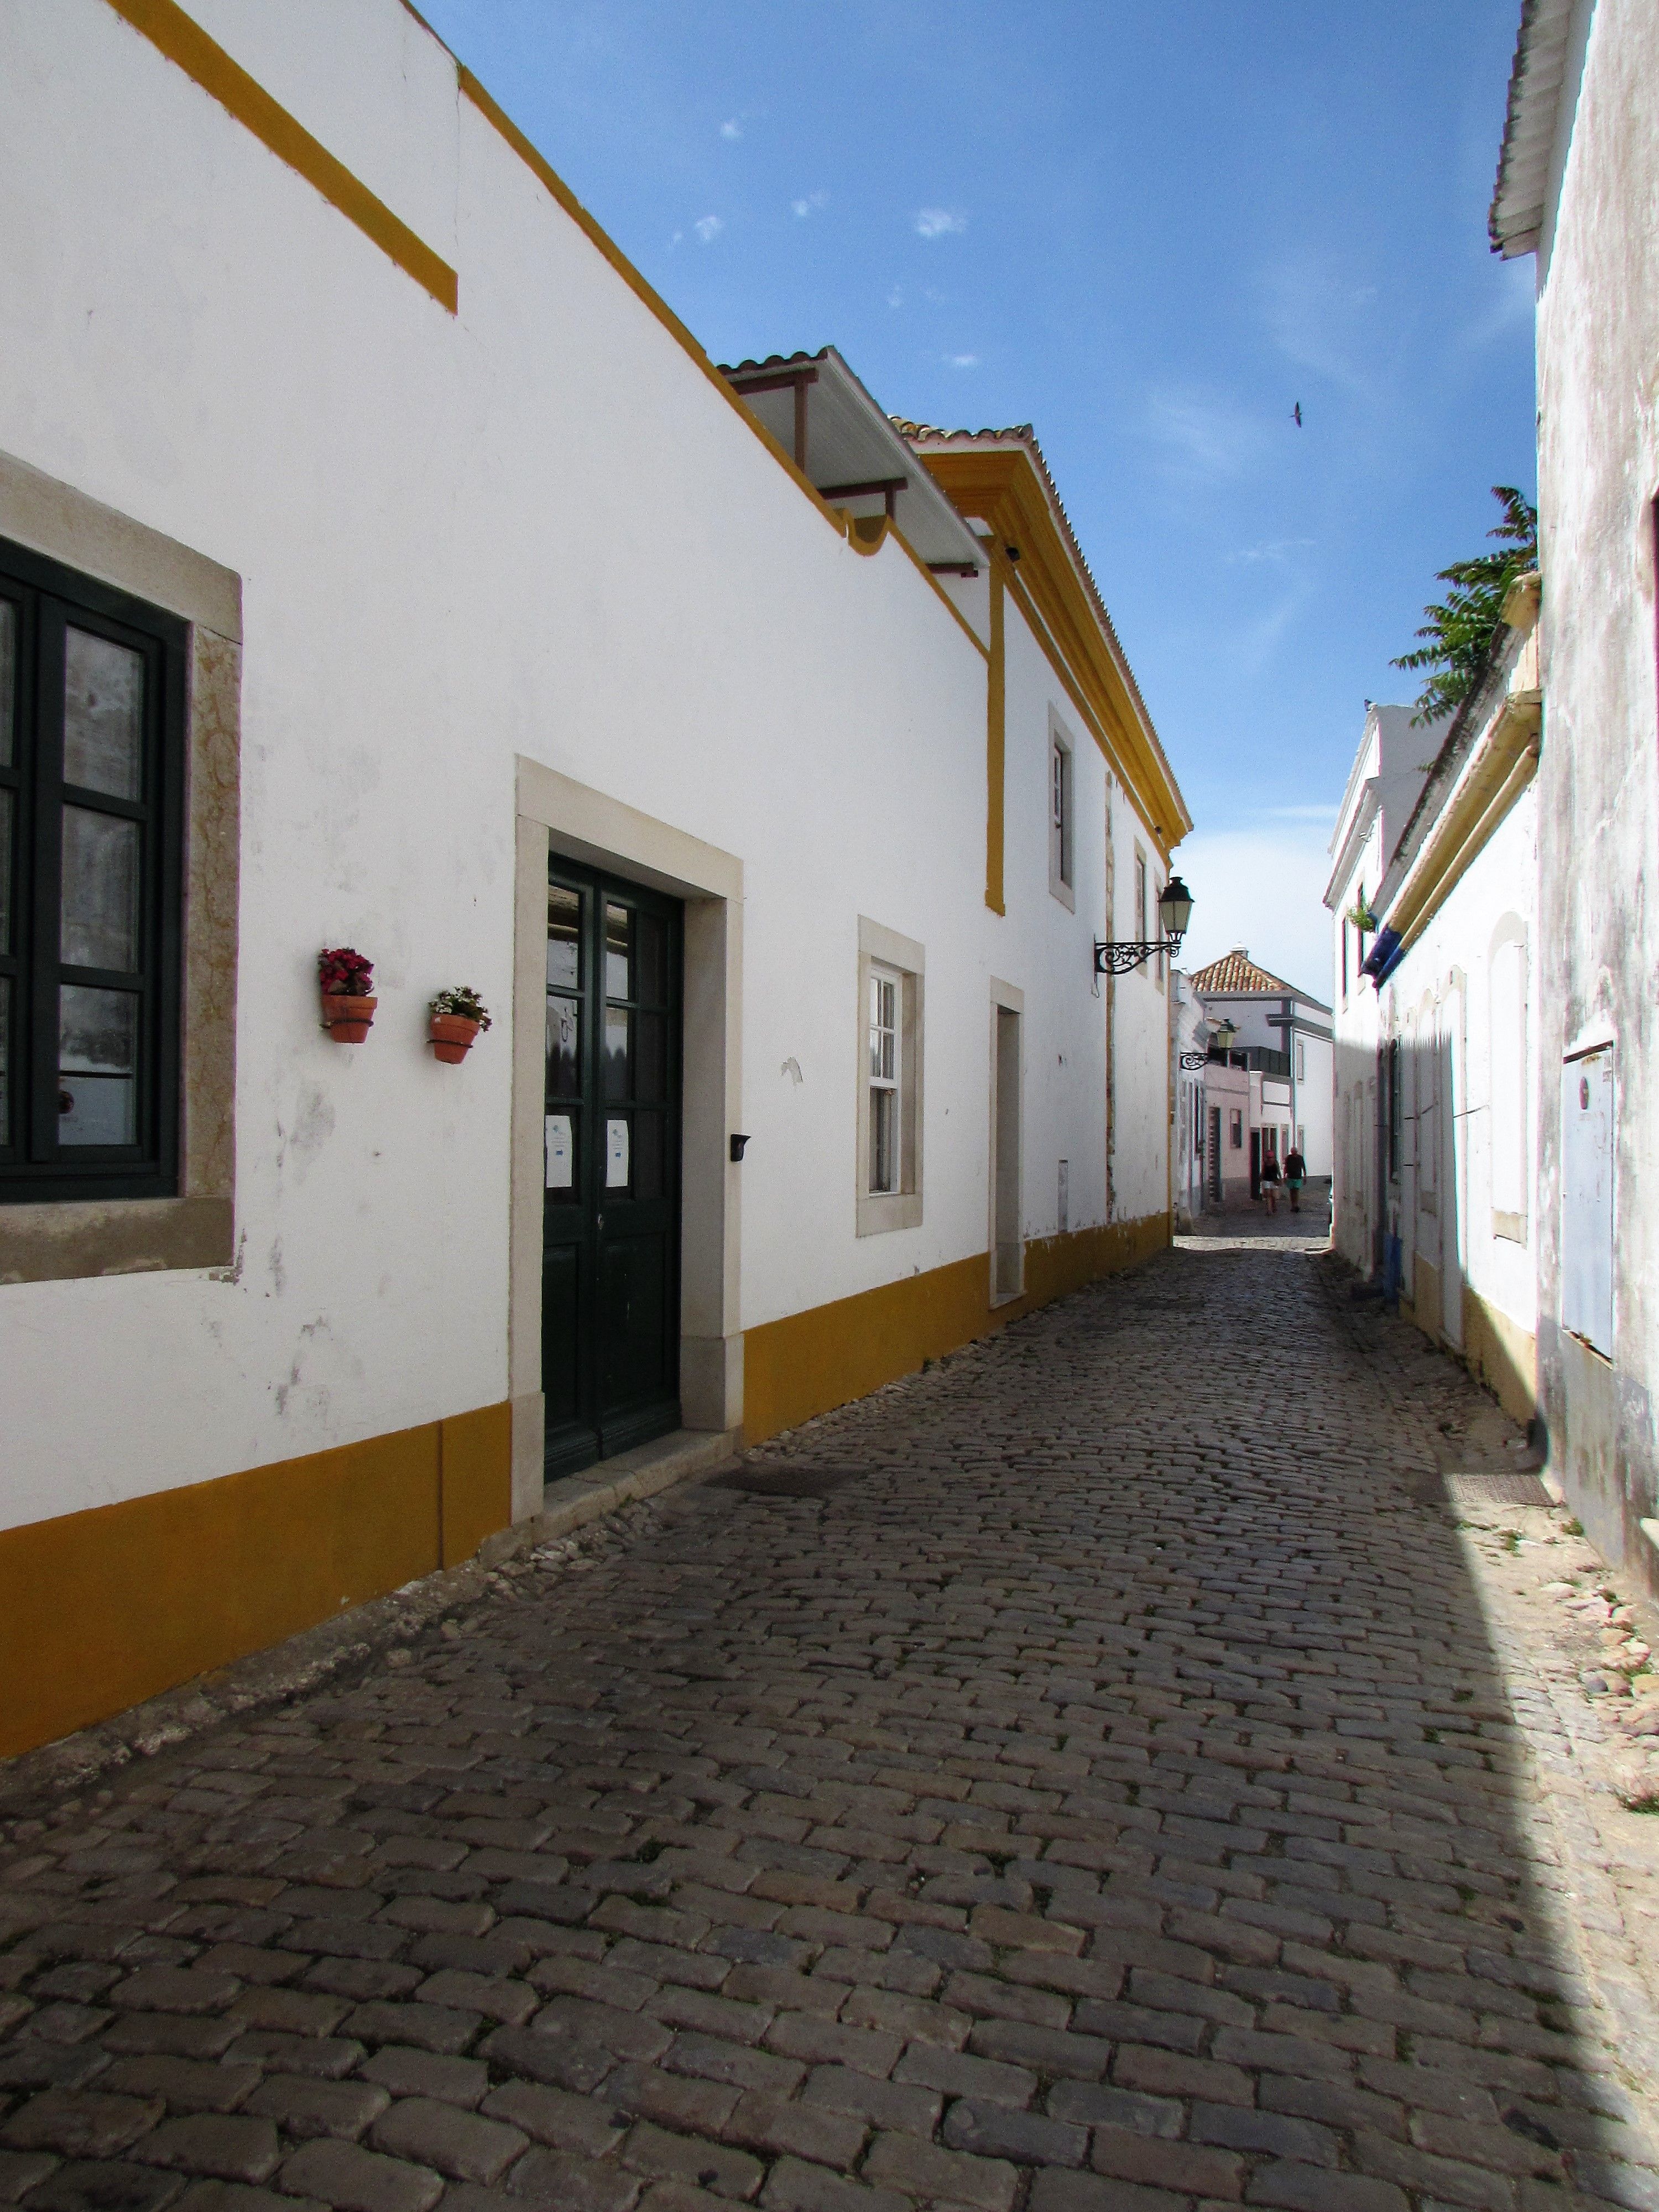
[1160,874,1193,937]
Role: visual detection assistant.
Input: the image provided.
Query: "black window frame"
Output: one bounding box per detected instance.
[0,535,186,1203]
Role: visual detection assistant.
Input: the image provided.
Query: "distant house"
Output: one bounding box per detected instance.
[1190,950,1333,1180]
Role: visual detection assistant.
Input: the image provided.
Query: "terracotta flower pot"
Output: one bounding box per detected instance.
[430,1013,480,1064]
[321,992,377,1042]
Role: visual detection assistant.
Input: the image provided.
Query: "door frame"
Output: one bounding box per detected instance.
[510,758,743,1521]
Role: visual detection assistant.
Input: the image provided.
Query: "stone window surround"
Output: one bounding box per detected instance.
[855,915,924,1239]
[0,450,239,1286]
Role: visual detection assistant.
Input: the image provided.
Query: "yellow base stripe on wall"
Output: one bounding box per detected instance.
[0,1402,510,1760]
[742,1214,1168,1444]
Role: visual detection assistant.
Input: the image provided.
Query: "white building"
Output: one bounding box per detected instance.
[1491,0,1659,1585]
[1326,704,1442,1270]
[1190,950,1333,1181]
[1323,599,1542,1422]
[0,0,1190,1753]
[1171,969,1210,1227]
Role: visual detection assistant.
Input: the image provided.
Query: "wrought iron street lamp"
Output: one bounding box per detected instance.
[1180,1015,1236,1071]
[1094,874,1194,977]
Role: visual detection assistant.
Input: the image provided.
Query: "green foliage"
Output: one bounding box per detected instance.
[1391,485,1538,726]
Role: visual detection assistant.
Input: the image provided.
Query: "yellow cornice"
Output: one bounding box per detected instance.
[105,0,458,311]
[910,448,1191,854]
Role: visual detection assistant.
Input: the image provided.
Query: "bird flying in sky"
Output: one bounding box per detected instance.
[1292,402,1303,427]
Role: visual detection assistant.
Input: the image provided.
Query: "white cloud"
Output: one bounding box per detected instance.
[719,119,742,140]
[1260,253,1378,401]
[1228,536,1315,566]
[693,215,723,244]
[1144,385,1267,486]
[915,207,967,239]
[1175,822,1338,1000]
[947,353,980,369]
[886,285,904,309]
[791,190,829,218]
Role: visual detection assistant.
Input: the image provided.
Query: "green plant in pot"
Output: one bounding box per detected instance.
[429,985,491,1064]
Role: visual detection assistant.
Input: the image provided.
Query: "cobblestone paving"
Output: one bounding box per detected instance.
[4,1245,1659,2212]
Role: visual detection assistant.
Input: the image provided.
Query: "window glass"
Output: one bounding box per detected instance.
[868,966,899,1194]
[1136,853,1147,941]
[0,786,11,957]
[546,994,580,1098]
[59,984,137,1145]
[546,883,580,988]
[64,627,143,799]
[61,807,140,971]
[605,901,630,999]
[0,597,15,768]
[1,546,183,1196]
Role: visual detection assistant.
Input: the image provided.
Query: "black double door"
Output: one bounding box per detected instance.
[542,859,682,1478]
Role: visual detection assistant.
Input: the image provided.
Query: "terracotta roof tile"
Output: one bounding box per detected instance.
[893,419,1160,755]
[1190,949,1303,998]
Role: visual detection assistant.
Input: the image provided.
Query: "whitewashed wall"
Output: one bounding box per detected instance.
[0,0,1173,1531]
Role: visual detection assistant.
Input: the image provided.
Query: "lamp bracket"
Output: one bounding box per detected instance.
[1093,933,1185,977]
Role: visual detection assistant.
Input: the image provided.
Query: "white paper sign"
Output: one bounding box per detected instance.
[606,1117,630,1190]
[545,1113,572,1191]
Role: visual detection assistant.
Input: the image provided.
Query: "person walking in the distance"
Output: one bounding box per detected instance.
[1260,1149,1281,1216]
[1284,1143,1306,1214]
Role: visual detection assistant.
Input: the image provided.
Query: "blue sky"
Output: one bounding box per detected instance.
[420,0,1536,995]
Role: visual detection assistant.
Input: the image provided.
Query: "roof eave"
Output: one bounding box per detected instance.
[1488,0,1579,258]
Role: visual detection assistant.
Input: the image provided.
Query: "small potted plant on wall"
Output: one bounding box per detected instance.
[319,946,377,1042]
[429,985,492,1064]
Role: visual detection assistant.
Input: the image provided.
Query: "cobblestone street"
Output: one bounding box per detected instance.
[5,1243,1659,2212]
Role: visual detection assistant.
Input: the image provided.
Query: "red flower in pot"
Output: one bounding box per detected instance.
[429,985,492,1064]
[319,946,377,1042]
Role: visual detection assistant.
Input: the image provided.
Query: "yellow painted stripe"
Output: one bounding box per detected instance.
[742,1214,1167,1444]
[0,1401,510,1758]
[986,565,1006,914]
[105,0,458,312]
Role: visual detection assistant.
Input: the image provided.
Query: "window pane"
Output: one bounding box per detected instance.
[603,1005,630,1098]
[59,984,137,1146]
[634,911,667,1006]
[870,1086,896,1194]
[61,806,140,971]
[634,1010,667,1103]
[546,992,581,1099]
[546,883,581,989]
[0,785,11,956]
[633,1109,665,1200]
[0,597,15,769]
[64,627,143,799]
[605,902,630,998]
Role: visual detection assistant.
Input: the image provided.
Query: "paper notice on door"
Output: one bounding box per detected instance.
[606,1117,630,1190]
[544,1113,573,1190]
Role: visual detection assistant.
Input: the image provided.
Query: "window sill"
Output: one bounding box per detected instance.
[857,1190,922,1238]
[1048,875,1076,913]
[0,1193,232,1284]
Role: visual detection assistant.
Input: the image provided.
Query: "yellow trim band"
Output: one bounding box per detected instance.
[742,1214,1167,1443]
[987,565,1006,913]
[0,1402,509,1758]
[105,0,458,312]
